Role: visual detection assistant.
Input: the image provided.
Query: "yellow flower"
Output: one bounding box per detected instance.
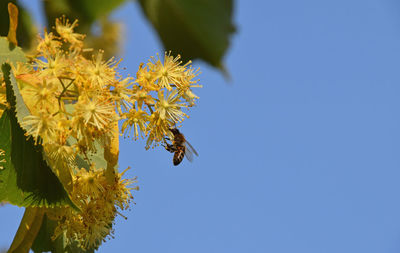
[74,95,117,131]
[71,117,97,154]
[177,66,202,106]
[22,79,59,111]
[12,16,203,250]
[109,167,137,209]
[0,148,5,170]
[55,17,85,47]
[35,53,67,78]
[11,62,32,78]
[110,77,134,114]
[74,167,105,198]
[45,142,75,169]
[121,108,149,140]
[135,63,159,91]
[155,89,187,123]
[21,111,57,144]
[132,88,154,108]
[53,167,137,250]
[0,93,6,112]
[36,30,62,56]
[0,81,6,111]
[148,52,187,90]
[145,112,173,149]
[85,50,118,88]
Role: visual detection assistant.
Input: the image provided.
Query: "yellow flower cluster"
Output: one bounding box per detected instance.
[15,17,201,154]
[51,167,138,249]
[122,52,202,148]
[9,16,201,249]
[16,18,121,155]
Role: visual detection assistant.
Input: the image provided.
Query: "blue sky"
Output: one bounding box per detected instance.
[2,0,400,252]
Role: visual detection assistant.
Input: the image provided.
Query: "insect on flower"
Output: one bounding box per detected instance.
[163,128,198,166]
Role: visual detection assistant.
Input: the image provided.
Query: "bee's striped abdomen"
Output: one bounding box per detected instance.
[173,146,186,166]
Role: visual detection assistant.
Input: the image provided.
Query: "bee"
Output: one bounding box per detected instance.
[163,128,198,166]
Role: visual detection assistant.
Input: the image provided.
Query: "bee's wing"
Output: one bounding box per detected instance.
[184,140,198,163]
[185,140,198,156]
[184,146,194,162]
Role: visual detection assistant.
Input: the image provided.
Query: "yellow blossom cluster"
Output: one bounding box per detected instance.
[15,17,121,157]
[50,167,138,249]
[122,52,202,148]
[15,17,201,154]
[8,16,201,248]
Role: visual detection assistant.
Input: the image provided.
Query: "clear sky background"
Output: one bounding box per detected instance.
[2,0,400,252]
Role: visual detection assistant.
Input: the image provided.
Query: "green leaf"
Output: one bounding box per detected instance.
[5,62,31,128]
[0,109,75,208]
[2,54,75,196]
[43,0,71,28]
[32,215,96,253]
[31,214,59,253]
[64,104,114,172]
[0,65,75,209]
[8,207,45,253]
[0,37,30,131]
[138,0,236,69]
[68,0,126,23]
[70,137,111,172]
[0,36,26,66]
[44,0,126,31]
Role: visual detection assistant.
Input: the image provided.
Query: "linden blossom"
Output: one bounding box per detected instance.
[52,167,137,249]
[10,14,200,249]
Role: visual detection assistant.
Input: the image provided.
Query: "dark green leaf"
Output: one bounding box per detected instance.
[31,214,59,253]
[44,0,126,31]
[1,47,75,195]
[68,0,126,24]
[0,109,75,208]
[0,64,75,208]
[138,0,236,69]
[43,0,75,28]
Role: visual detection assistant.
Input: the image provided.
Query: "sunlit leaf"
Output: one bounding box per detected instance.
[0,37,28,128]
[64,104,118,173]
[0,64,75,209]
[0,46,74,194]
[8,207,45,253]
[0,36,26,66]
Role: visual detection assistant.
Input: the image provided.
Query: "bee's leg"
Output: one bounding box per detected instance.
[162,135,176,152]
[163,135,172,143]
[164,143,176,153]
